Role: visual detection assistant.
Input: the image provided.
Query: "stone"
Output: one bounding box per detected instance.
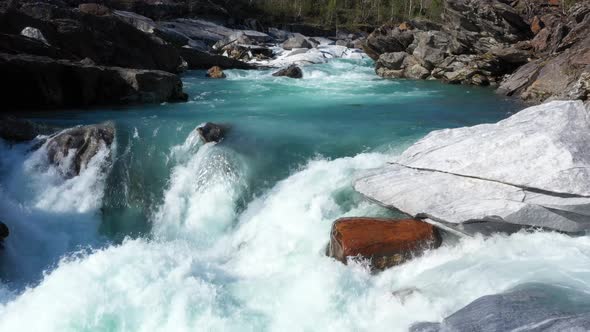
[354,101,590,235]
[531,16,544,34]
[268,28,293,42]
[0,222,8,239]
[0,116,51,142]
[272,64,303,79]
[405,64,430,79]
[376,52,408,71]
[180,48,255,70]
[1,52,188,110]
[206,66,225,79]
[282,34,313,50]
[113,10,156,33]
[327,218,441,270]
[20,27,48,45]
[364,25,414,60]
[78,3,111,16]
[45,122,115,177]
[411,284,590,332]
[196,122,225,143]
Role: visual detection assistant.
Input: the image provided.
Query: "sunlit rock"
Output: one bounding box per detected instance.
[355,100,590,235]
[327,218,441,270]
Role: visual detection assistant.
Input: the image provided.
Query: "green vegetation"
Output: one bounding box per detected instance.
[250,0,444,30]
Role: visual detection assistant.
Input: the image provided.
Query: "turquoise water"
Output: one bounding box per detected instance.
[6,59,589,331]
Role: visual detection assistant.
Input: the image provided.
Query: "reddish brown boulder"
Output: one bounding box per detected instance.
[327,218,441,270]
[78,3,112,16]
[206,66,226,79]
[399,22,413,31]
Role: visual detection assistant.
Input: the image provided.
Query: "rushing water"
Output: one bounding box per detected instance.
[3,59,588,331]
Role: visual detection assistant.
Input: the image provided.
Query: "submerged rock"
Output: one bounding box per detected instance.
[206,66,226,79]
[411,283,590,332]
[46,122,115,178]
[272,65,303,79]
[196,122,225,143]
[327,218,441,270]
[355,101,590,236]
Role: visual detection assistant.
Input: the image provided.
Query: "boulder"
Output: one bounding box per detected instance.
[45,122,115,177]
[272,65,303,79]
[376,52,408,71]
[405,64,431,80]
[364,25,415,60]
[0,116,59,142]
[282,34,313,50]
[20,26,48,45]
[78,3,111,16]
[0,52,188,110]
[327,218,441,270]
[354,101,590,236]
[268,28,293,42]
[411,284,590,332]
[179,48,255,70]
[196,122,225,143]
[206,65,225,78]
[0,221,8,250]
[0,33,76,60]
[113,10,156,33]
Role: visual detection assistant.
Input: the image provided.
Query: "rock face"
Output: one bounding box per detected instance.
[1,52,188,110]
[272,65,303,79]
[0,221,8,249]
[354,101,590,236]
[498,2,590,103]
[45,122,115,177]
[196,122,225,143]
[327,218,441,270]
[411,284,590,332]
[206,66,226,78]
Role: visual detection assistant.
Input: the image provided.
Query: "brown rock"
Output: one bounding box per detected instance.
[327,218,441,270]
[207,66,226,79]
[78,3,112,16]
[531,16,544,35]
[399,22,413,31]
[272,64,303,79]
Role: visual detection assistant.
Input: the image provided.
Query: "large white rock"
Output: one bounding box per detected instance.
[355,100,590,235]
[397,100,590,196]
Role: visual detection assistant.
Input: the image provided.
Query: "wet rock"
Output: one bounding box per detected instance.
[0,221,8,250]
[113,10,156,33]
[376,52,408,71]
[272,65,303,79]
[282,34,313,50]
[206,66,225,79]
[196,122,225,143]
[355,101,590,236]
[411,284,590,332]
[1,52,188,110]
[405,64,430,80]
[0,116,60,142]
[46,122,115,177]
[20,26,48,45]
[327,218,441,270]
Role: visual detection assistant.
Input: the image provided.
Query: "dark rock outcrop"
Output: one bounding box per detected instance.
[0,221,8,249]
[282,34,313,50]
[196,122,225,143]
[411,283,590,332]
[0,116,60,142]
[206,65,226,78]
[45,122,115,177]
[180,47,254,70]
[327,218,441,270]
[0,52,187,110]
[272,65,303,79]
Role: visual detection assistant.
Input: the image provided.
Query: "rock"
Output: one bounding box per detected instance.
[20,26,48,45]
[0,33,76,60]
[411,284,590,332]
[405,64,430,80]
[0,222,8,239]
[376,52,408,71]
[78,3,111,16]
[113,10,156,33]
[354,101,590,235]
[364,25,414,60]
[196,122,225,143]
[0,6,185,73]
[206,66,225,78]
[327,218,441,270]
[531,16,544,34]
[179,48,255,70]
[272,64,303,79]
[282,34,313,50]
[46,122,115,177]
[489,46,530,65]
[0,116,61,142]
[1,52,187,110]
[268,28,293,42]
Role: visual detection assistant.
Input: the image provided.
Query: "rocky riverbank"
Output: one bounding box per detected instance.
[367,0,590,104]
